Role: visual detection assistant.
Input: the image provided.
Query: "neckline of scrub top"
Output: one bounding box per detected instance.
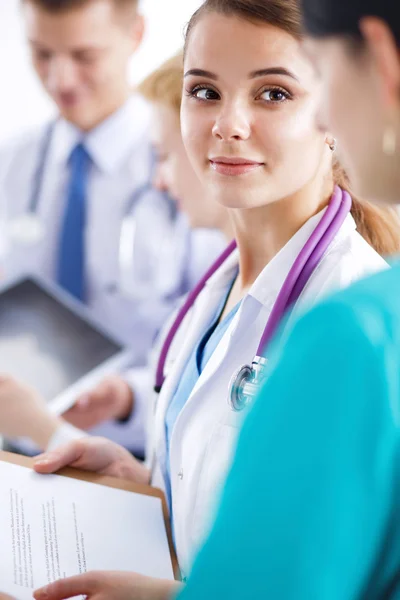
[195,276,240,374]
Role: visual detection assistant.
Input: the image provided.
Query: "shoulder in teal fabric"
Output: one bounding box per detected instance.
[179,264,400,600]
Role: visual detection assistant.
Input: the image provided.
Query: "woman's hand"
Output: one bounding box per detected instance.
[0,375,62,448]
[33,571,181,600]
[62,376,134,430]
[33,437,150,484]
[0,593,15,599]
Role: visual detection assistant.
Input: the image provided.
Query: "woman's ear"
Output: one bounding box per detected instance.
[359,17,400,110]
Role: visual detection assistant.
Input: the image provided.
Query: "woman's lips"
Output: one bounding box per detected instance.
[209,157,264,176]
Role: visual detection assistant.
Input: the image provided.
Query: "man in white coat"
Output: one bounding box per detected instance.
[0,0,224,457]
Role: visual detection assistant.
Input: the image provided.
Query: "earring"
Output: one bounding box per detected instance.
[383,126,397,156]
[328,138,337,152]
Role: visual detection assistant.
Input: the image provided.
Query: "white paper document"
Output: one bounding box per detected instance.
[0,461,174,599]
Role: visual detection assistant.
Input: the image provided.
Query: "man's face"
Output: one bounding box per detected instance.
[23,0,143,130]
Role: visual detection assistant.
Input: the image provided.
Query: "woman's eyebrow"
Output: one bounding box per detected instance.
[184,67,299,82]
[249,67,299,81]
[184,69,218,80]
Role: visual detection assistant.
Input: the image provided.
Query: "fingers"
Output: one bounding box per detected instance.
[65,391,101,417]
[33,440,85,473]
[63,386,114,430]
[34,573,98,600]
[66,383,113,417]
[62,392,96,429]
[33,437,123,476]
[76,384,110,409]
[75,392,92,410]
[0,593,16,599]
[63,378,129,429]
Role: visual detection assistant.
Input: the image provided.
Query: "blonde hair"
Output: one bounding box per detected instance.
[138,52,184,118]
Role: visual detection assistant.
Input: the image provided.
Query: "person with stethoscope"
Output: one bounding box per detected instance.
[25,0,400,597]
[0,0,225,456]
[166,2,400,600]
[0,50,231,453]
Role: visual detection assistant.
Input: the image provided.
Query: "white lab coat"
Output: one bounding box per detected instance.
[0,94,226,454]
[148,209,388,577]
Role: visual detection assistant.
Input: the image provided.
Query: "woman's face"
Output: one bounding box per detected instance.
[152,102,227,230]
[304,27,400,205]
[181,13,331,210]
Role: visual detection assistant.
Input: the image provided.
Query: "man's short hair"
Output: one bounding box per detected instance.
[22,0,139,13]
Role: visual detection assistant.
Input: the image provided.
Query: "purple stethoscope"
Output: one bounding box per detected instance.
[155,186,352,412]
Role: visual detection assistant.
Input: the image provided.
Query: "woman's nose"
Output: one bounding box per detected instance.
[212,102,251,142]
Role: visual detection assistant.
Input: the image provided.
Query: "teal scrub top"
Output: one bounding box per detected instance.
[178,264,400,600]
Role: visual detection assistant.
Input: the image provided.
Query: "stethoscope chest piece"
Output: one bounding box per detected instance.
[229,364,254,412]
[228,356,269,412]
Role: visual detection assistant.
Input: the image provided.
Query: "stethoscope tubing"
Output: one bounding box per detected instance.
[28,122,56,214]
[258,186,351,354]
[155,186,352,392]
[154,240,237,392]
[287,190,352,307]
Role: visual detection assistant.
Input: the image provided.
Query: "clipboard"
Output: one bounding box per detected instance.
[0,450,180,581]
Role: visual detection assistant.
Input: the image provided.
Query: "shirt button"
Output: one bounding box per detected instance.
[178,468,184,480]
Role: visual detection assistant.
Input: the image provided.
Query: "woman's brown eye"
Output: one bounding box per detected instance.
[194,88,219,100]
[260,89,289,102]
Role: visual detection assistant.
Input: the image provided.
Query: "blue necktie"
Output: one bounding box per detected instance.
[57,143,91,301]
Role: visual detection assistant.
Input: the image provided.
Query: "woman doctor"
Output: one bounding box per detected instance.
[28,0,400,597]
[159,2,400,600]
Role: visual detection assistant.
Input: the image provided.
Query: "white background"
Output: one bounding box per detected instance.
[0,0,202,145]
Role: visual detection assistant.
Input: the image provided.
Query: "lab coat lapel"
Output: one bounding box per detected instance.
[180,295,264,416]
[182,212,359,408]
[153,267,238,486]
